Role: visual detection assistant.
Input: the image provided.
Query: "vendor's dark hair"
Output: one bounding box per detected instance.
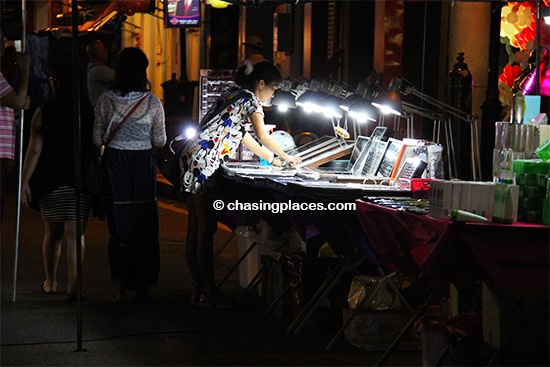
[234,61,281,91]
[113,47,150,96]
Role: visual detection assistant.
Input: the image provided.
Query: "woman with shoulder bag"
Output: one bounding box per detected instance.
[93,47,167,303]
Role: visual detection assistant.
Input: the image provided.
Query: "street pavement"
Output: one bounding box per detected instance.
[0,177,422,366]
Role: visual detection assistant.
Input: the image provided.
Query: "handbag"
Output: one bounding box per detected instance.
[159,135,192,188]
[158,89,251,189]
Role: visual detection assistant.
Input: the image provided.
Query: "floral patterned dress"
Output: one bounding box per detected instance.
[182,89,261,194]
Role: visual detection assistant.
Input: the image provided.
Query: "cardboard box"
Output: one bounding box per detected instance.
[482,282,549,352]
[477,182,496,219]
[429,179,453,218]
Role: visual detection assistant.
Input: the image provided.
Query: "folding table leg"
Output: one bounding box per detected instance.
[262,281,293,317]
[286,261,347,334]
[376,293,437,367]
[217,241,258,289]
[287,250,367,335]
[238,267,264,300]
[326,282,371,351]
[214,232,236,260]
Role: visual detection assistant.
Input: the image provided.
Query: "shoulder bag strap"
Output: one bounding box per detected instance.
[199,90,250,128]
[105,93,149,146]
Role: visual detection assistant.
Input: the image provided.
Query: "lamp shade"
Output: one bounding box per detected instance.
[348,98,378,123]
[321,95,343,118]
[371,90,402,116]
[301,91,327,113]
[339,94,362,111]
[296,91,316,112]
[271,91,296,111]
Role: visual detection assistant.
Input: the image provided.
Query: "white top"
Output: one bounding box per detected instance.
[93,91,167,150]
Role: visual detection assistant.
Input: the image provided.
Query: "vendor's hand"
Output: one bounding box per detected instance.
[286,155,301,167]
[272,155,300,168]
[21,183,31,208]
[272,157,283,167]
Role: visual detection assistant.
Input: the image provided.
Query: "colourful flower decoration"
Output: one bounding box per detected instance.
[500,1,537,51]
[499,64,523,106]
[499,1,550,104]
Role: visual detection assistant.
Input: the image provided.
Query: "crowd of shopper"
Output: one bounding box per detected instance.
[3,32,298,306]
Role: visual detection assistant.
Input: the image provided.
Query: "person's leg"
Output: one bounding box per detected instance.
[42,221,64,293]
[64,219,86,296]
[186,194,205,302]
[193,194,218,295]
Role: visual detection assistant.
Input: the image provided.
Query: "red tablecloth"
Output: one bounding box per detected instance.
[355,200,549,291]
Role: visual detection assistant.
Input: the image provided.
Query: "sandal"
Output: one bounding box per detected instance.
[41,281,57,295]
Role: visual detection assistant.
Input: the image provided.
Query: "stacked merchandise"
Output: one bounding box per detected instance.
[513,159,550,224]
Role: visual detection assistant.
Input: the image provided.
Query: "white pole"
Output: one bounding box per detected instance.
[12,0,27,303]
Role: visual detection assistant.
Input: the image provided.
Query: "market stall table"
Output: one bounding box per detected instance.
[355,199,549,366]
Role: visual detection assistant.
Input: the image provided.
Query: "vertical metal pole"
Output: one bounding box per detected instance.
[12,0,27,303]
[71,0,85,351]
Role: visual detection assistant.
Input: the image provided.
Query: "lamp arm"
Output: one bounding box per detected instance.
[406,87,476,124]
[402,101,444,121]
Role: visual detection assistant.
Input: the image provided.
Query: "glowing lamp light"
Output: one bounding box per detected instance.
[308,92,328,114]
[348,98,378,123]
[271,91,296,112]
[371,91,403,116]
[184,126,197,139]
[296,91,316,113]
[339,94,361,112]
[321,95,343,118]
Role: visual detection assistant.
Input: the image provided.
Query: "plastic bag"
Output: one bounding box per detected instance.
[347,274,402,311]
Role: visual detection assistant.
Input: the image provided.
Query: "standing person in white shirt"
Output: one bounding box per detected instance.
[93,47,166,303]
